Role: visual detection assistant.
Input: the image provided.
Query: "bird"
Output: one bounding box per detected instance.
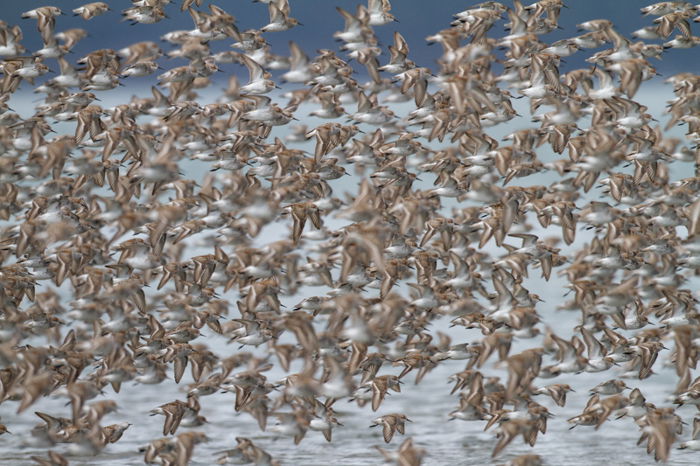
[0,1,699,465]
[261,0,301,32]
[370,413,411,443]
[73,2,110,20]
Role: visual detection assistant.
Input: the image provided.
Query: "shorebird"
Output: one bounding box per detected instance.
[73,3,110,20]
[122,5,167,25]
[375,437,426,466]
[1,1,700,465]
[261,0,301,32]
[370,413,411,443]
[21,7,62,45]
[238,54,277,95]
[281,41,312,83]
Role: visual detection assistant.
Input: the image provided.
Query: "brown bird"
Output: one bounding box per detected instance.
[73,2,110,20]
[370,413,411,443]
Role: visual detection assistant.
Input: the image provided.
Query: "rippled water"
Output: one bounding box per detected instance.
[3,324,700,466]
[3,87,700,465]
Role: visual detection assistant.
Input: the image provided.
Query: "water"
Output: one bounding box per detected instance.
[2,86,700,465]
[2,329,699,465]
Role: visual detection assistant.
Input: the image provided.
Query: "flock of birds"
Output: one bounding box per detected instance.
[2,0,700,464]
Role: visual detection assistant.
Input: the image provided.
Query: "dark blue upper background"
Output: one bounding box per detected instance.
[2,1,697,83]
